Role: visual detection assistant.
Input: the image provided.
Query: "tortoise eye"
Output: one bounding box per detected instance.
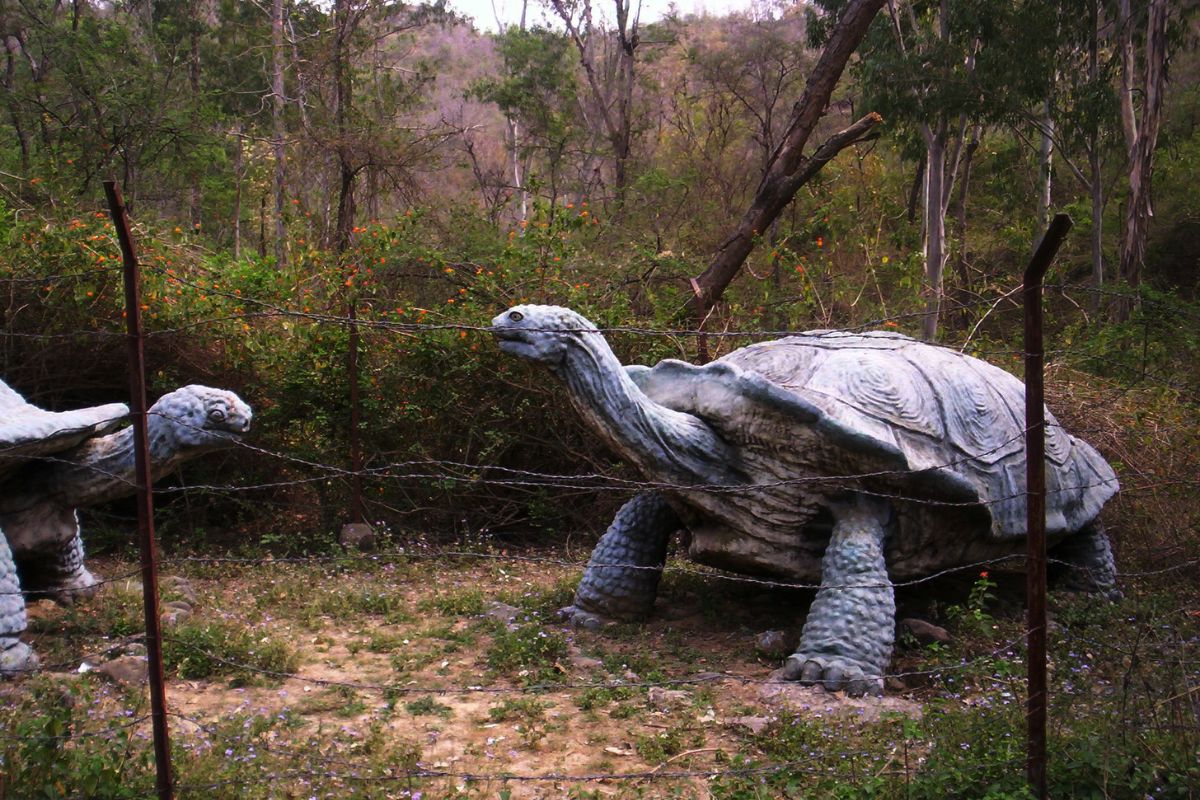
[208,408,226,422]
[508,311,524,322]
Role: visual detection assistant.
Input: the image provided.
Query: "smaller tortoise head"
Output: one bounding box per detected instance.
[491,305,598,367]
[148,385,252,450]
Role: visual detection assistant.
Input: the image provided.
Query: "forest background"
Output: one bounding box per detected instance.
[0,0,1198,567]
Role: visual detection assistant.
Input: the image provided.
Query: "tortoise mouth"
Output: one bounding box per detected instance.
[492,325,561,364]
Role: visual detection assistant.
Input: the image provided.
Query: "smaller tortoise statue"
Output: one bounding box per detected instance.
[492,305,1120,696]
[0,381,252,674]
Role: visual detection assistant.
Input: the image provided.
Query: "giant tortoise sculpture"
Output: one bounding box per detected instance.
[492,305,1119,696]
[0,380,251,674]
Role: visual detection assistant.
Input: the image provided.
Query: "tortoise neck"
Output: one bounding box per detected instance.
[554,333,733,486]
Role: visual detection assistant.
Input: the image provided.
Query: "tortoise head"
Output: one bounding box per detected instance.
[491,305,599,368]
[148,385,253,450]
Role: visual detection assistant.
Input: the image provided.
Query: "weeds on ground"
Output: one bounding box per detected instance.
[484,620,569,684]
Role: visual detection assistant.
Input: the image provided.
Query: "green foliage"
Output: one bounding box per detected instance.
[163,619,299,683]
[404,695,453,718]
[0,678,153,799]
[946,570,998,637]
[485,621,568,683]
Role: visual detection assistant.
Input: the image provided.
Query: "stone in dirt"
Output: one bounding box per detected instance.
[725,715,771,735]
[899,618,951,646]
[95,655,149,687]
[755,629,795,660]
[647,687,691,710]
[339,523,376,551]
[484,601,522,629]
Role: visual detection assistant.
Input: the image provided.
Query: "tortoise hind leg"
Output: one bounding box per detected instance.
[780,496,895,697]
[1052,522,1120,600]
[7,508,99,605]
[563,492,680,628]
[0,534,38,676]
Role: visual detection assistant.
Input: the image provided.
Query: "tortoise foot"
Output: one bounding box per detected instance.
[41,566,100,606]
[0,639,39,677]
[779,653,883,696]
[558,604,612,631]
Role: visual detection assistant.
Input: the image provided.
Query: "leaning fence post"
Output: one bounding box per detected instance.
[104,181,176,800]
[1023,212,1072,800]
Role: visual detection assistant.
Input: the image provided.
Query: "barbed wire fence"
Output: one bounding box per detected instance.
[1,200,1198,799]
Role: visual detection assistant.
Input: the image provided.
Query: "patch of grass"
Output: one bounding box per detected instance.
[310,585,412,621]
[365,630,408,653]
[487,697,553,749]
[634,727,691,763]
[499,575,578,615]
[484,621,568,683]
[419,586,486,616]
[574,685,635,712]
[294,685,367,718]
[486,696,549,724]
[162,619,299,683]
[404,695,452,718]
[600,652,666,683]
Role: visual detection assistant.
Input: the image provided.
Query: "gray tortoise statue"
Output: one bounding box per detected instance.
[0,380,252,675]
[492,305,1120,696]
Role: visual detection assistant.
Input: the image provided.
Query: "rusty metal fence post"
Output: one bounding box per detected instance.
[1023,213,1072,800]
[104,181,176,800]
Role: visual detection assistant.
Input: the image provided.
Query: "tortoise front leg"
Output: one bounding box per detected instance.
[781,496,895,696]
[564,492,680,627]
[0,534,38,676]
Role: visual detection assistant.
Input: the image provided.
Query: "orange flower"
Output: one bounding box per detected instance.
[816,236,824,248]
[980,571,989,579]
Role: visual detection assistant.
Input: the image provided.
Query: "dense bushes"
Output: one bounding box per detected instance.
[2,165,1199,569]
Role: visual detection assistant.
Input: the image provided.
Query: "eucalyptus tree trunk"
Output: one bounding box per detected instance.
[1036,95,1054,231]
[271,0,288,267]
[332,0,356,253]
[1088,0,1103,311]
[1115,0,1168,320]
[232,123,243,260]
[921,126,947,341]
[188,12,202,228]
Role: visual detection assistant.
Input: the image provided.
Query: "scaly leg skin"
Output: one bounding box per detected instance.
[779,496,895,697]
[10,509,99,606]
[1052,522,1121,601]
[562,492,680,629]
[0,534,38,676]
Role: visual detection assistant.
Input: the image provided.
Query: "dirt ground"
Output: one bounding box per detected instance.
[20,551,931,798]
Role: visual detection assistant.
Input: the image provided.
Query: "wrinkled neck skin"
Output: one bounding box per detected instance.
[552,333,736,488]
[13,414,214,510]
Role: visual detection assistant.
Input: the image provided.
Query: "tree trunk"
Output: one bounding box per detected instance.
[685,0,886,334]
[1036,95,1054,232]
[188,15,202,228]
[232,124,243,260]
[952,126,980,328]
[906,153,925,224]
[332,0,355,253]
[922,126,947,341]
[271,0,288,268]
[1116,0,1168,320]
[1088,0,1103,312]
